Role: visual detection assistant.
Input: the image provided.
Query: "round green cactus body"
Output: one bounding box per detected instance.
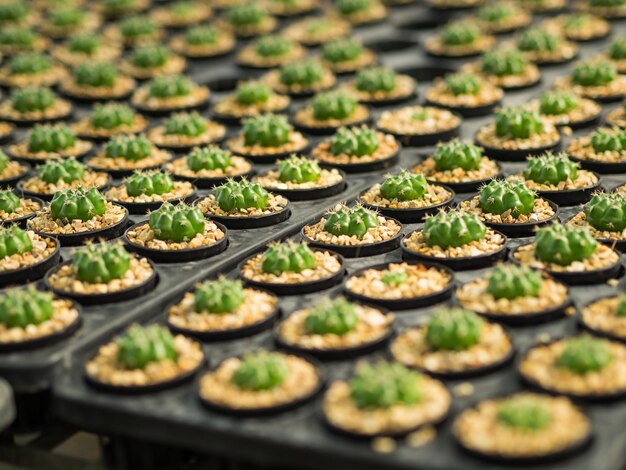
[381,269,408,286]
[194,277,245,314]
[231,351,289,391]
[313,91,358,121]
[0,1,27,23]
[255,35,292,57]
[0,27,35,47]
[305,297,359,335]
[322,38,363,63]
[349,362,422,409]
[214,179,269,211]
[242,113,290,147]
[125,170,174,197]
[187,146,232,172]
[49,6,85,27]
[11,86,56,113]
[517,27,560,52]
[534,224,597,266]
[591,0,626,5]
[149,74,193,99]
[280,60,323,87]
[104,0,139,15]
[119,15,157,40]
[68,34,101,55]
[486,264,543,300]
[584,193,626,232]
[572,61,616,87]
[117,324,178,370]
[185,25,218,46]
[495,107,544,139]
[0,287,53,329]
[75,62,118,88]
[261,241,317,274]
[73,243,131,283]
[355,67,397,93]
[426,307,483,351]
[478,1,513,22]
[8,52,52,75]
[277,155,321,183]
[481,47,527,77]
[616,296,626,316]
[323,204,379,238]
[478,179,535,218]
[433,140,483,172]
[330,126,378,156]
[0,151,7,173]
[0,225,32,258]
[50,187,107,222]
[27,124,76,153]
[557,335,612,374]
[423,210,487,249]
[539,91,578,116]
[591,128,626,153]
[610,37,626,60]
[105,134,153,162]
[148,202,205,242]
[496,396,552,430]
[90,103,135,130]
[0,190,21,214]
[337,0,371,14]
[227,3,267,27]
[441,21,480,46]
[164,112,207,137]
[130,44,170,69]
[380,170,428,202]
[235,81,272,105]
[444,73,481,96]
[39,158,85,184]
[524,153,579,185]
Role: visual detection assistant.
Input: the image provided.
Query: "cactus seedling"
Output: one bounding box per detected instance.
[90,103,135,130]
[481,47,527,77]
[355,67,397,93]
[616,296,626,316]
[280,60,324,87]
[130,44,170,69]
[226,3,267,27]
[0,287,53,328]
[423,210,487,249]
[11,86,55,113]
[235,81,272,105]
[478,179,536,218]
[261,241,317,274]
[534,224,597,266]
[323,204,379,238]
[517,27,560,52]
[242,114,290,147]
[148,74,193,99]
[8,52,51,75]
[305,297,359,335]
[277,155,321,183]
[194,277,246,314]
[148,202,205,242]
[72,242,131,283]
[68,34,101,55]
[0,27,35,47]
[0,225,32,258]
[478,1,513,22]
[336,0,372,15]
[441,21,480,46]
[214,178,270,212]
[444,73,482,96]
[74,62,118,88]
[50,187,107,222]
[119,15,157,40]
[380,171,429,202]
[322,38,364,63]
[486,264,543,300]
[312,90,358,121]
[39,158,86,184]
[495,107,544,139]
[349,361,422,409]
[557,335,612,374]
[27,124,76,153]
[105,134,153,162]
[539,91,578,116]
[186,146,232,172]
[125,170,174,197]
[117,324,178,370]
[433,140,483,171]
[572,61,616,87]
[591,128,626,153]
[330,126,378,156]
[254,35,292,57]
[164,112,207,137]
[610,37,626,60]
[0,1,27,23]
[0,190,21,214]
[584,193,626,232]
[49,6,85,27]
[185,25,218,45]
[496,396,552,430]
[426,308,483,351]
[231,351,289,391]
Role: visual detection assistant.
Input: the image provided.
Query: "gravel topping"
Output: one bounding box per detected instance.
[513,242,620,272]
[148,122,226,149]
[241,250,342,284]
[105,181,194,204]
[542,15,610,41]
[459,195,555,224]
[165,155,252,179]
[412,157,500,184]
[294,104,369,129]
[263,68,336,95]
[0,98,71,122]
[522,41,578,64]
[0,160,27,181]
[226,132,309,157]
[527,97,601,127]
[255,168,343,190]
[508,169,598,191]
[213,94,290,118]
[282,18,351,45]
[581,296,626,338]
[376,106,461,136]
[126,220,225,251]
[304,214,401,246]
[59,75,136,100]
[151,4,212,27]
[0,198,41,221]
[320,49,376,74]
[215,16,277,38]
[403,229,505,258]
[425,79,503,108]
[28,203,126,235]
[312,131,398,164]
[475,122,560,151]
[170,32,235,58]
[131,85,210,112]
[8,140,92,162]
[342,75,416,102]
[120,55,187,80]
[88,148,172,171]
[52,44,122,67]
[425,35,495,58]
[237,43,306,68]
[196,193,288,217]
[555,74,626,100]
[360,182,452,209]
[606,107,626,128]
[0,231,55,272]
[21,172,109,196]
[0,64,66,88]
[462,61,541,89]
[72,114,149,139]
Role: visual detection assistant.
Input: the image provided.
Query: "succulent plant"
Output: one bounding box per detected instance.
[433,140,483,171]
[117,324,178,370]
[610,37,626,60]
[591,0,626,6]
[495,107,544,139]
[557,335,612,374]
[0,27,35,47]
[186,146,232,172]
[584,193,626,232]
[323,204,379,238]
[164,112,207,137]
[280,60,324,87]
[226,3,267,27]
[0,151,7,174]
[481,47,527,77]
[423,210,487,249]
[313,91,358,121]
[235,80,272,105]
[130,44,170,69]
[50,187,106,222]
[444,73,481,96]
[231,351,288,391]
[261,241,317,274]
[148,202,205,242]
[185,25,218,45]
[517,27,560,52]
[336,0,371,15]
[277,155,321,183]
[616,295,626,316]
[478,1,513,22]
[254,35,292,57]
[125,170,174,197]
[478,179,535,218]
[591,128,626,152]
[39,158,85,184]
[426,308,483,351]
[242,113,290,147]
[330,126,378,156]
[534,224,597,266]
[105,134,153,161]
[11,86,55,113]
[523,152,578,185]
[8,52,51,75]
[27,124,76,153]
[305,297,359,335]
[149,74,193,98]
[355,67,397,93]
[104,0,139,15]
[441,21,480,46]
[380,170,428,202]
[214,178,269,211]
[72,242,131,283]
[0,287,53,329]
[90,103,135,130]
[194,276,245,314]
[0,225,32,258]
[381,269,408,286]
[486,264,543,300]
[349,361,422,409]
[74,62,118,88]
[539,91,578,115]
[168,0,198,17]
[68,33,101,55]
[0,190,20,214]
[572,61,616,87]
[119,15,157,40]
[496,396,552,430]
[49,6,85,27]
[0,1,27,23]
[322,38,363,63]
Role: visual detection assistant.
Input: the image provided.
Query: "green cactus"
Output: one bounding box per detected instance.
[495,107,544,139]
[379,170,428,202]
[49,6,85,27]
[0,287,53,329]
[125,170,174,197]
[426,307,483,351]
[0,225,32,257]
[481,47,527,77]
[68,33,101,55]
[90,103,135,130]
[0,151,7,174]
[0,190,20,214]
[11,86,55,113]
[227,3,267,27]
[381,269,408,286]
[74,62,118,88]
[496,396,552,430]
[117,324,178,370]
[164,112,207,137]
[584,193,626,232]
[616,295,626,316]
[355,67,397,93]
[39,158,85,184]
[261,241,317,274]
[478,179,536,218]
[323,204,379,238]
[50,187,106,222]
[231,351,288,391]
[486,264,543,300]
[104,0,139,15]
[423,210,487,249]
[242,114,290,147]
[591,128,626,152]
[130,44,170,69]
[610,37,626,60]
[27,124,76,153]
[194,277,245,314]
[105,135,153,162]
[277,155,321,183]
[8,52,51,75]
[441,21,480,46]
[72,242,131,283]
[350,361,422,409]
[305,297,359,335]
[313,91,358,121]
[185,25,218,45]
[0,1,27,23]
[336,0,371,14]
[149,74,193,99]
[330,126,378,156]
[119,15,157,40]
[280,60,324,87]
[478,1,513,22]
[214,179,269,211]
[523,153,579,185]
[235,81,272,105]
[148,202,205,242]
[254,35,292,57]
[444,73,482,96]
[539,91,579,115]
[433,140,483,172]
[0,27,35,47]
[168,0,197,17]
[572,61,616,87]
[186,146,233,172]
[517,27,560,52]
[557,335,612,374]
[534,224,597,266]
[322,38,363,63]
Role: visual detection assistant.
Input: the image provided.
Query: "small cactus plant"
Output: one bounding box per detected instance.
[478,179,536,218]
[523,153,579,185]
[118,15,157,40]
[557,335,612,374]
[27,124,76,153]
[105,134,153,162]
[235,81,272,105]
[90,103,135,130]
[539,91,578,116]
[444,73,481,96]
[194,277,246,314]
[49,6,85,27]
[534,224,597,266]
[336,0,371,15]
[148,202,205,242]
[355,67,397,93]
[8,52,52,75]
[231,351,288,391]
[148,74,193,99]
[72,242,131,283]
[478,1,514,22]
[0,190,21,214]
[441,21,480,46]
[496,396,551,430]
[0,225,33,258]
[583,193,626,232]
[312,90,358,121]
[185,25,218,45]
[486,264,543,300]
[305,297,359,335]
[517,27,560,52]
[280,60,323,87]
[572,61,616,87]
[214,179,270,212]
[125,170,174,197]
[68,33,101,55]
[39,158,86,184]
[426,308,483,351]
[50,187,107,222]
[261,241,317,274]
[481,47,527,77]
[242,114,290,147]
[186,146,232,172]
[254,35,292,57]
[349,361,422,409]
[164,112,207,137]
[610,37,626,60]
[117,324,178,370]
[330,126,378,156]
[0,1,27,23]
[379,170,428,202]
[0,27,35,47]
[0,287,53,328]
[616,296,626,316]
[74,62,118,88]
[226,3,267,27]
[11,86,55,113]
[433,140,483,171]
[381,269,408,286]
[322,38,363,63]
[323,204,379,238]
[130,44,170,69]
[591,128,626,153]
[423,210,487,249]
[495,107,544,139]
[277,155,321,183]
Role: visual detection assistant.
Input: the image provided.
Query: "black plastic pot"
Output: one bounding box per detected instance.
[477,137,561,161]
[196,198,291,229]
[5,141,94,165]
[211,104,291,125]
[378,121,461,147]
[133,97,210,117]
[532,52,579,67]
[578,296,626,343]
[60,88,134,103]
[106,185,197,215]
[86,156,172,179]
[255,171,347,201]
[0,196,45,228]
[292,112,371,136]
[0,236,60,287]
[316,148,400,174]
[536,176,602,206]
[2,107,73,126]
[150,134,227,154]
[562,110,601,130]
[569,155,626,174]
[498,75,542,91]
[354,87,417,107]
[424,98,501,118]
[0,163,29,188]
[226,141,311,164]
[588,91,626,104]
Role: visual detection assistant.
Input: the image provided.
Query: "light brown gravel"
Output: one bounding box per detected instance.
[475,122,560,151]
[459,195,555,224]
[425,35,495,58]
[0,160,27,182]
[263,68,336,95]
[527,97,601,127]
[132,85,210,112]
[213,93,290,119]
[575,0,626,17]
[0,231,56,272]
[255,168,343,190]
[516,0,566,12]
[427,0,483,6]
[105,181,194,204]
[412,157,500,184]
[425,79,503,108]
[241,250,342,284]
[320,49,377,74]
[52,43,122,67]
[454,382,475,397]
[613,184,626,196]
[555,74,626,100]
[282,18,351,46]
[0,198,41,221]
[406,427,437,448]
[294,104,369,129]
[41,11,101,38]
[508,169,598,191]
[165,155,252,179]
[462,61,541,89]
[27,203,126,235]
[237,42,306,68]
[342,75,416,103]
[226,132,309,157]
[103,25,164,48]
[20,172,109,196]
[170,31,235,58]
[371,437,397,454]
[360,182,452,209]
[119,55,187,80]
[542,14,610,41]
[337,1,387,25]
[303,214,401,246]
[0,65,66,88]
[606,107,626,128]
[376,106,461,136]
[0,37,48,56]
[0,98,71,122]
[522,41,578,64]
[126,220,225,251]
[148,121,226,148]
[513,242,620,272]
[215,16,278,38]
[567,131,626,162]
[265,0,318,16]
[8,140,92,162]
[72,114,149,139]
[312,131,398,164]
[403,229,506,259]
[59,75,136,100]
[567,211,626,241]
[88,148,172,171]
[0,122,14,140]
[196,193,288,217]
[475,8,531,33]
[581,296,626,338]
[150,3,212,27]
